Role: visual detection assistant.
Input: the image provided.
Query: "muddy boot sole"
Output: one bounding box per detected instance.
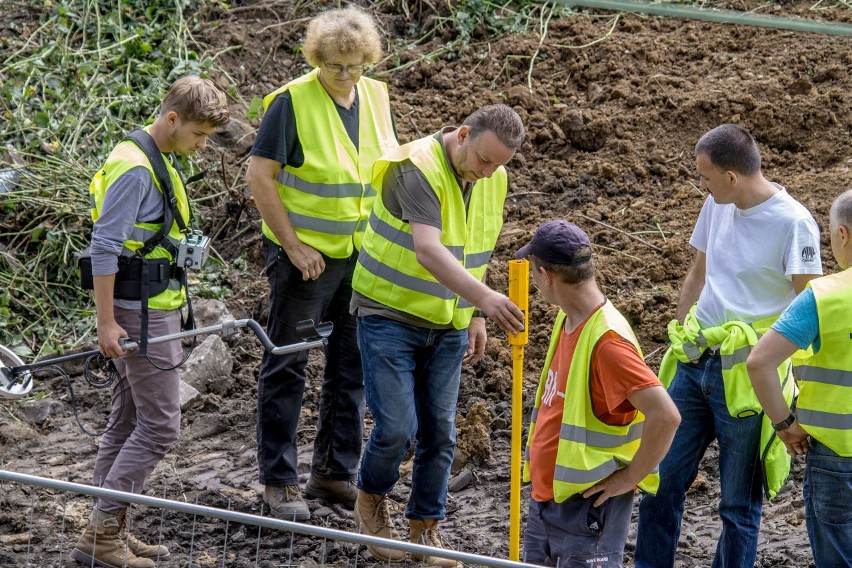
[71,547,154,568]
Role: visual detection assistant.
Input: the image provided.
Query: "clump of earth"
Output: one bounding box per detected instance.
[2,1,851,566]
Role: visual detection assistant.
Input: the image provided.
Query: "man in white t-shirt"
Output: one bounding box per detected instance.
[635,124,823,568]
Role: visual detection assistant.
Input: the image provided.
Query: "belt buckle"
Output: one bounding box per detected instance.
[706,347,720,357]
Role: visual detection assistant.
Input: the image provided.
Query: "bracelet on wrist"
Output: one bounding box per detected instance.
[772,411,796,432]
[473,310,486,318]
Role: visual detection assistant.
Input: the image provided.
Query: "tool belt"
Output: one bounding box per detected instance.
[79,255,180,301]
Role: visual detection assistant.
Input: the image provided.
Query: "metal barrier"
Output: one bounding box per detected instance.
[0,469,534,567]
[553,0,852,36]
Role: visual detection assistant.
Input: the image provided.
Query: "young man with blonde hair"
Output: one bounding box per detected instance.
[72,76,229,568]
[246,5,397,520]
[747,189,852,567]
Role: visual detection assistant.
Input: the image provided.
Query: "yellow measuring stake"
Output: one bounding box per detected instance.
[507,259,529,561]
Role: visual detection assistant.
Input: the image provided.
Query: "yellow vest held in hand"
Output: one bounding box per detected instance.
[659,305,794,499]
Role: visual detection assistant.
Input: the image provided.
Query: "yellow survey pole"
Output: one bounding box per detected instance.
[507,259,529,561]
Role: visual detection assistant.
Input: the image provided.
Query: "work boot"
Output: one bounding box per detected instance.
[409,519,463,568]
[263,484,310,521]
[304,476,357,509]
[117,510,170,560]
[71,508,155,568]
[354,489,405,563]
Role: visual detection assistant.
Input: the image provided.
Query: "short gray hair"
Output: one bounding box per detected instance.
[830,189,852,229]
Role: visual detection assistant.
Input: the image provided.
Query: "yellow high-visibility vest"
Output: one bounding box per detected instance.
[89,133,188,310]
[261,69,397,257]
[796,269,852,456]
[352,135,506,328]
[523,302,659,501]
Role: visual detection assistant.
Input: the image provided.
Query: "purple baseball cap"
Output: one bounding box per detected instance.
[515,220,592,264]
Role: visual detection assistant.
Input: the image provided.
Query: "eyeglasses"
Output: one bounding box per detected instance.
[324,63,367,76]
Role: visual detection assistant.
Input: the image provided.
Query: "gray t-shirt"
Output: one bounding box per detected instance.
[351,129,476,329]
[90,165,169,309]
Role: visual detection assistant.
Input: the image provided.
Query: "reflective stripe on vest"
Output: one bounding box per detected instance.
[523,302,660,501]
[261,69,397,258]
[352,135,506,328]
[796,270,852,456]
[89,134,189,310]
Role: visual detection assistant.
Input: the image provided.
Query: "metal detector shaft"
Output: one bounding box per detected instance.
[0,318,331,399]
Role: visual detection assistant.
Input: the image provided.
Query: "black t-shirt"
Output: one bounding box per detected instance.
[250,89,361,167]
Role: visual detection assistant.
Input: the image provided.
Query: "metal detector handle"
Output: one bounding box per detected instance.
[244,319,333,355]
[116,319,332,354]
[1,319,332,400]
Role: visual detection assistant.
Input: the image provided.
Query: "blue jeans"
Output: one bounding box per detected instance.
[356,314,467,520]
[524,492,634,567]
[804,438,852,567]
[635,353,763,568]
[256,237,364,486]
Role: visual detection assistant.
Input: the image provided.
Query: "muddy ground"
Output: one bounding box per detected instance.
[2,1,852,566]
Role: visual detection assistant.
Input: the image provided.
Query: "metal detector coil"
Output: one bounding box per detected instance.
[0,318,332,400]
[0,344,33,399]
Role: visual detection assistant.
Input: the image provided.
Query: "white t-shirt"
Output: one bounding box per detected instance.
[690,185,822,327]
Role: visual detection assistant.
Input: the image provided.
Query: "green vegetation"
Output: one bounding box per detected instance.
[0,0,219,358]
[375,0,571,73]
[0,0,564,360]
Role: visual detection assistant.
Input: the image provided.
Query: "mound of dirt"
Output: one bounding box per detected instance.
[2,1,850,566]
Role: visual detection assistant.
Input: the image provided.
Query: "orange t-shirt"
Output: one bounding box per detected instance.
[529,311,662,502]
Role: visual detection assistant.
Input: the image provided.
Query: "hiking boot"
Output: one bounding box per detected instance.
[354,489,405,563]
[71,508,155,568]
[117,510,170,560]
[409,519,463,568]
[263,484,310,521]
[304,476,357,509]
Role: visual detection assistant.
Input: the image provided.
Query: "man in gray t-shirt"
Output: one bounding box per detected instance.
[350,105,526,566]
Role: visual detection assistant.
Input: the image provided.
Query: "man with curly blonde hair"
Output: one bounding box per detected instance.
[247,5,397,521]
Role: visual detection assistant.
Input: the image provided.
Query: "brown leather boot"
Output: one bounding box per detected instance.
[354,489,405,563]
[117,509,170,560]
[409,519,463,568]
[263,484,310,521]
[71,508,155,568]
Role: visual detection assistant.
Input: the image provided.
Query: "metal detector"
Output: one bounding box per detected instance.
[0,319,332,400]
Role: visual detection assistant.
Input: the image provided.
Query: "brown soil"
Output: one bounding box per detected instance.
[2,1,851,567]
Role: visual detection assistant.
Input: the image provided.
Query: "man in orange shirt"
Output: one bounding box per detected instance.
[518,221,680,567]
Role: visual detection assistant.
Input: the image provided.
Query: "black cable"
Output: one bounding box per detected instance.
[142,334,197,371]
[143,263,198,371]
[50,353,126,437]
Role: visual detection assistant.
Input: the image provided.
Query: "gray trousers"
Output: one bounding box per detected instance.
[91,306,182,514]
[524,490,634,567]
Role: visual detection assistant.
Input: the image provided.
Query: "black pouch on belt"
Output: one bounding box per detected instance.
[112,256,173,300]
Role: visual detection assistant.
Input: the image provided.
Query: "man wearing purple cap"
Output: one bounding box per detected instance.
[518,220,681,567]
